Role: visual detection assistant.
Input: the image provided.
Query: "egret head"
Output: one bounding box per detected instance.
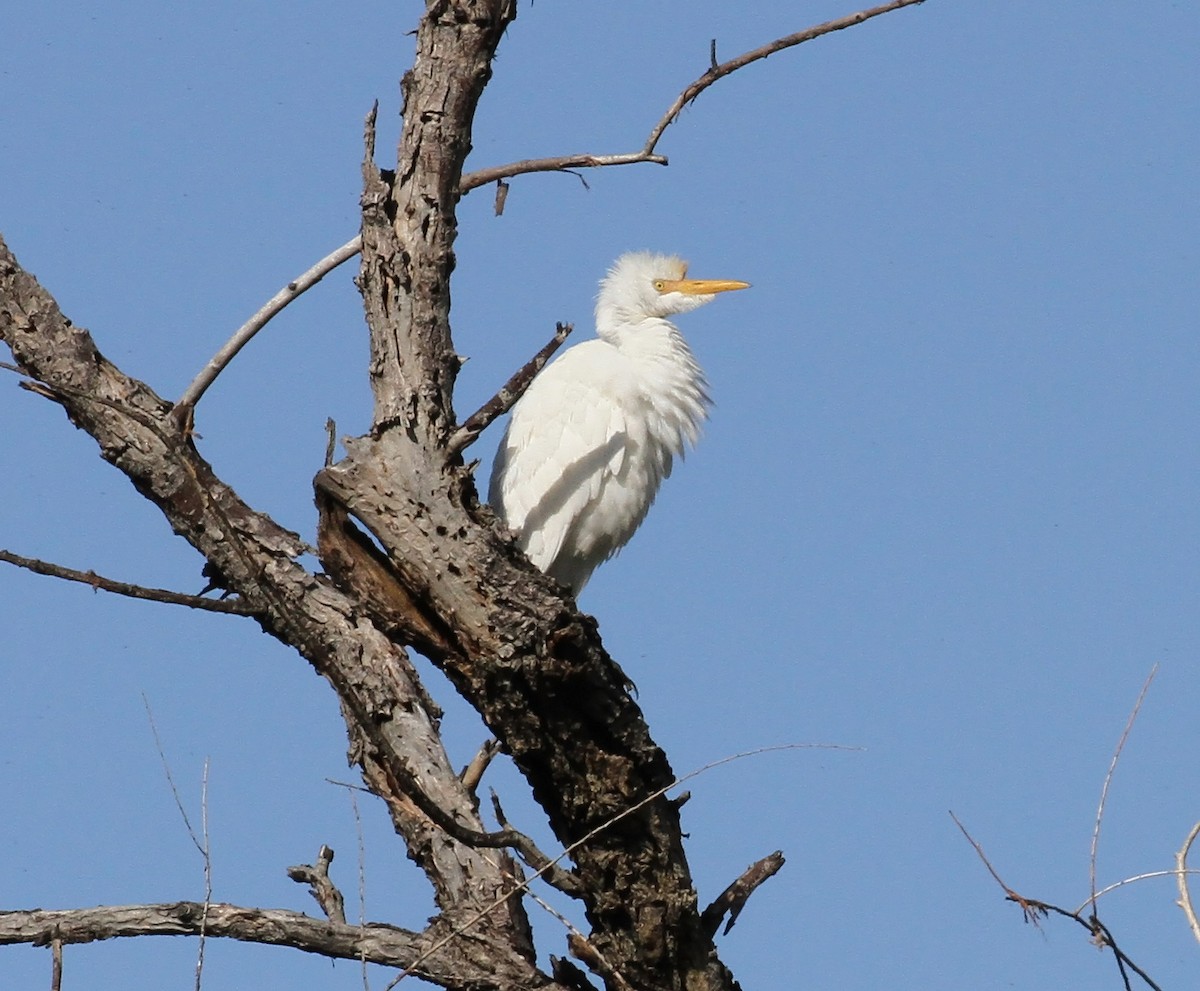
[595,251,749,337]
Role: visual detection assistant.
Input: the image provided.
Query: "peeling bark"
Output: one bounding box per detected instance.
[0,2,831,989]
[307,5,736,989]
[0,230,544,989]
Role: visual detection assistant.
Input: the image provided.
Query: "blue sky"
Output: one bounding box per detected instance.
[2,2,1198,988]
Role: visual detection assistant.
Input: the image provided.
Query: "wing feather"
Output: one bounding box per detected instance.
[489,341,636,589]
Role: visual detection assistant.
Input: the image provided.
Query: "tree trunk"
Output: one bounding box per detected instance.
[0,3,745,989]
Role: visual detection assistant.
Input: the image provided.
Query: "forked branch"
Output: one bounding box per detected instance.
[169,0,926,421]
[952,812,1164,991]
[463,0,927,191]
[287,845,347,923]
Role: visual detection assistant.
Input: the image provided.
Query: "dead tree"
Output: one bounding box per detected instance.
[0,3,926,989]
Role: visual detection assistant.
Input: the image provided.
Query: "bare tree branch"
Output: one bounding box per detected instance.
[1022,902,1162,991]
[1081,868,1200,911]
[195,759,212,991]
[288,845,347,924]
[489,792,584,897]
[460,739,500,795]
[171,235,363,422]
[460,0,927,193]
[459,151,668,195]
[0,902,544,988]
[1,228,545,986]
[50,938,62,991]
[643,0,927,154]
[1177,821,1200,945]
[446,322,574,458]
[1090,665,1158,913]
[169,0,926,423]
[952,812,1163,991]
[700,851,785,938]
[0,548,257,615]
[950,811,1045,926]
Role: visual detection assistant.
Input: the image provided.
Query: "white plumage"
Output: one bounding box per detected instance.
[489,251,749,594]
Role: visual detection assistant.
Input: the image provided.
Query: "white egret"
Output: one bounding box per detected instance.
[489,251,750,594]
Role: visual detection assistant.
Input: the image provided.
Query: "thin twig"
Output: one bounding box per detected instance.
[143,697,207,857]
[949,811,1044,925]
[351,787,370,991]
[195,758,212,991]
[446,322,573,457]
[50,937,62,991]
[172,235,362,419]
[0,549,257,615]
[325,777,373,794]
[490,791,581,895]
[459,151,668,195]
[1084,867,1200,910]
[460,0,927,193]
[142,700,214,988]
[643,0,926,154]
[1176,820,1200,944]
[952,811,1163,991]
[1090,665,1158,914]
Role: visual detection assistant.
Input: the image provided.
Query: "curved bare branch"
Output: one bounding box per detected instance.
[461,0,927,192]
[1090,665,1158,913]
[172,235,362,420]
[643,0,926,154]
[170,0,927,421]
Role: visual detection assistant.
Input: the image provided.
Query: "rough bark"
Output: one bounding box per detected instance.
[0,3,803,989]
[0,903,518,986]
[310,4,736,990]
[0,231,543,990]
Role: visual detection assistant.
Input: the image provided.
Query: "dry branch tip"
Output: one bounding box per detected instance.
[288,845,348,924]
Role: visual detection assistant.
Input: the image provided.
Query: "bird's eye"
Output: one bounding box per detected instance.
[653,279,667,292]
